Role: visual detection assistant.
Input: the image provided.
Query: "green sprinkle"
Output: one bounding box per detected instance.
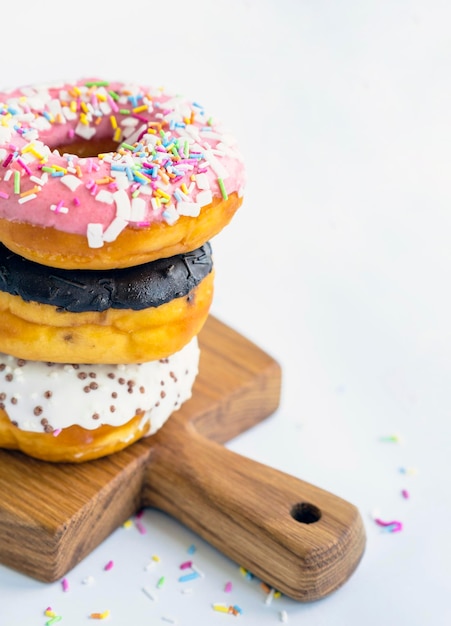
[46,617,62,626]
[380,435,401,443]
[119,108,130,115]
[184,140,189,156]
[157,576,166,589]
[41,166,56,173]
[120,143,135,151]
[85,80,109,87]
[217,178,228,200]
[207,116,213,126]
[108,90,120,101]
[14,170,20,194]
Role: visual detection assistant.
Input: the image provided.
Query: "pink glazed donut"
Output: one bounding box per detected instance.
[0,79,245,269]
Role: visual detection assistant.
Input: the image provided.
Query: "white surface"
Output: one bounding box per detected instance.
[1,1,450,624]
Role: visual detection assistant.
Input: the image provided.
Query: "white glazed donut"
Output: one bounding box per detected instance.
[0,337,199,462]
[0,78,245,269]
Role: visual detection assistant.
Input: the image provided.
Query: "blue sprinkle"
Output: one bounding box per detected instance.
[178,571,200,583]
[187,544,196,555]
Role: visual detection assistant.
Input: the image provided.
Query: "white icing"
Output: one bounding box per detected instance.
[0,337,199,434]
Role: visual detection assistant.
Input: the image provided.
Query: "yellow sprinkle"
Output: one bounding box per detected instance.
[180,183,189,194]
[21,143,34,153]
[212,604,229,613]
[155,188,170,200]
[80,101,89,114]
[152,555,160,562]
[45,610,56,617]
[110,115,117,130]
[90,610,110,619]
[51,165,68,173]
[133,104,148,113]
[97,93,107,102]
[30,148,44,160]
[122,519,133,528]
[113,127,122,142]
[70,101,77,113]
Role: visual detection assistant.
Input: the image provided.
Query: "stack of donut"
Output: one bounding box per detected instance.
[0,78,245,462]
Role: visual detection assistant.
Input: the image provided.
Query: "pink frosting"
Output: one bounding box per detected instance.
[0,79,245,247]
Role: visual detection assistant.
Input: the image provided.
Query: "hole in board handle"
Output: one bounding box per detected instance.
[290,502,322,524]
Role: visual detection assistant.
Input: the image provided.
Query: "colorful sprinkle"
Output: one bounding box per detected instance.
[279,610,288,623]
[104,560,114,571]
[135,520,147,534]
[178,571,200,583]
[13,170,20,194]
[217,177,228,200]
[61,577,69,592]
[380,434,402,443]
[90,610,110,619]
[142,586,157,601]
[374,518,403,533]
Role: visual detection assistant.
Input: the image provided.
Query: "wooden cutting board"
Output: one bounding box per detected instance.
[0,316,365,602]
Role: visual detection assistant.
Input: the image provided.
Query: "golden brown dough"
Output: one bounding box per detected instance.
[0,408,150,462]
[0,272,213,363]
[0,195,241,270]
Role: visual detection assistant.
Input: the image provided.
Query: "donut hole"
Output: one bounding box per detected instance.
[52,136,120,158]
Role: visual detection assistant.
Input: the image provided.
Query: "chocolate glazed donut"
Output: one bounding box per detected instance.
[0,242,213,312]
[0,243,214,364]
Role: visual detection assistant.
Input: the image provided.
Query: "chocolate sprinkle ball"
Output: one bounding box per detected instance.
[0,241,212,313]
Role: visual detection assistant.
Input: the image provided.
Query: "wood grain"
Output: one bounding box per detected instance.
[0,316,365,601]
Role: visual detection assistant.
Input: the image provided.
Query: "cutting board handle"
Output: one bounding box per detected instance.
[142,421,366,602]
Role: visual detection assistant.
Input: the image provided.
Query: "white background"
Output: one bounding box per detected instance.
[1,1,451,624]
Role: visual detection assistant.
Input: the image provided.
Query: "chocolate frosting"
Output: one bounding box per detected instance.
[0,242,213,313]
